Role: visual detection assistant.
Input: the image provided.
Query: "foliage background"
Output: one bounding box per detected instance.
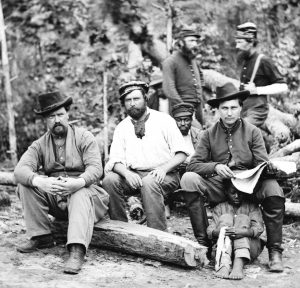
[0,0,299,161]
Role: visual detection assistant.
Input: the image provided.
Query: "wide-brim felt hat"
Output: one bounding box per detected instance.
[34,91,73,116]
[119,81,149,100]
[207,82,249,108]
[172,103,194,117]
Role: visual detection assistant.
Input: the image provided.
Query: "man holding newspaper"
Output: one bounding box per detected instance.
[180,82,285,273]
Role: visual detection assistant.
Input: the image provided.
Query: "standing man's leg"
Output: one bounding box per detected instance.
[257,179,285,272]
[140,171,180,231]
[180,172,226,247]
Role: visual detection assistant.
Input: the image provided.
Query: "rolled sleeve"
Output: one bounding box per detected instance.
[164,117,190,157]
[14,141,41,187]
[104,126,127,174]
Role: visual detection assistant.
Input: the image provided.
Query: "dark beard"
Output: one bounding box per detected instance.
[181,45,198,60]
[236,49,251,66]
[127,106,147,120]
[51,124,67,137]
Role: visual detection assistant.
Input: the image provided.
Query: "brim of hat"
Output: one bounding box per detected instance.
[34,97,73,115]
[173,111,193,117]
[207,90,249,108]
[149,79,162,87]
[119,86,149,100]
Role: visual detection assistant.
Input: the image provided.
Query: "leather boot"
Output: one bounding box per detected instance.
[17,234,55,253]
[64,244,85,274]
[183,191,210,247]
[268,249,283,272]
[262,196,285,272]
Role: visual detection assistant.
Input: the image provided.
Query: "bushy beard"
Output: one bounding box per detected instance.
[181,44,198,60]
[127,105,147,120]
[51,123,68,137]
[236,49,251,66]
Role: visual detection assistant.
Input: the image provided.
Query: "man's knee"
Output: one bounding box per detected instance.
[218,213,234,228]
[180,172,202,190]
[258,179,284,201]
[234,214,250,228]
[102,172,122,193]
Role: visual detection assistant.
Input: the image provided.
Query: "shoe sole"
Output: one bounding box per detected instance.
[16,242,55,253]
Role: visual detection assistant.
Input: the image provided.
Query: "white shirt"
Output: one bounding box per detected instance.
[183,131,195,163]
[105,108,189,172]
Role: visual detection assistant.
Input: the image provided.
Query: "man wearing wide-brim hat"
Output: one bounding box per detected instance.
[103,80,189,231]
[235,22,288,128]
[180,82,285,273]
[14,91,109,274]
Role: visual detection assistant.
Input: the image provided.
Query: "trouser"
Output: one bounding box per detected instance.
[215,214,262,271]
[102,170,180,231]
[180,172,285,251]
[17,184,109,251]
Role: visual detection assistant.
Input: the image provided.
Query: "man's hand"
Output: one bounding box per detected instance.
[225,227,253,239]
[124,170,143,190]
[32,175,63,195]
[54,177,86,197]
[244,82,258,95]
[148,167,167,184]
[215,164,235,179]
[266,161,278,175]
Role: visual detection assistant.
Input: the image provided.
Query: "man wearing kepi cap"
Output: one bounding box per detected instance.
[163,28,238,128]
[103,81,189,231]
[14,91,109,274]
[235,22,288,128]
[180,82,285,272]
[171,103,201,176]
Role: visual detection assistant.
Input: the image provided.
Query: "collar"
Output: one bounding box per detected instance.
[219,118,242,134]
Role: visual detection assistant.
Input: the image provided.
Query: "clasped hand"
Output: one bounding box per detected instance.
[225,227,250,239]
[33,175,85,196]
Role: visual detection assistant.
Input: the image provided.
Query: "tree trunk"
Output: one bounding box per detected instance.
[0,0,17,165]
[52,219,209,268]
[270,140,300,158]
[0,171,16,185]
[285,200,300,217]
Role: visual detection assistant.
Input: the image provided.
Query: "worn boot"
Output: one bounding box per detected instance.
[268,249,283,272]
[17,234,55,253]
[183,191,210,247]
[262,196,285,272]
[64,244,85,274]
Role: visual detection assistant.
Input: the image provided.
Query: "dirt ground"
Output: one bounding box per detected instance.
[1,191,300,288]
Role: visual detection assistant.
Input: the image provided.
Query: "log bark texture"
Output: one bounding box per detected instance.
[0,171,16,186]
[285,200,300,217]
[270,140,300,158]
[52,219,209,268]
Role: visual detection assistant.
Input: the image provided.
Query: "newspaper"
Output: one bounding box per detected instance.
[231,160,296,194]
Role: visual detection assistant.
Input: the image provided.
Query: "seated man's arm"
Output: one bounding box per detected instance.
[252,128,269,167]
[14,141,42,187]
[79,131,103,186]
[113,163,142,190]
[187,130,220,177]
[162,58,184,105]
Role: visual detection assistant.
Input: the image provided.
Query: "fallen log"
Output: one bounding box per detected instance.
[52,219,208,268]
[0,171,16,185]
[285,200,300,217]
[270,140,300,159]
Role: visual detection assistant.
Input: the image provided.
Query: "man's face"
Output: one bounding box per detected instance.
[174,115,192,136]
[218,99,242,128]
[124,90,147,120]
[227,186,243,207]
[235,38,252,62]
[46,107,69,137]
[181,36,199,58]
